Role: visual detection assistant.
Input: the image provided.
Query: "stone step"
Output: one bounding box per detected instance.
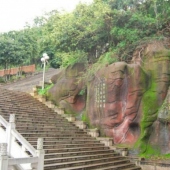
[15,117,70,121]
[28,139,100,145]
[0,107,42,110]
[0,107,50,112]
[16,122,73,126]
[20,130,87,135]
[16,119,68,123]
[44,154,121,165]
[16,126,78,131]
[17,124,81,131]
[20,115,62,119]
[44,157,130,169]
[12,111,55,114]
[21,133,90,138]
[44,146,109,154]
[16,122,72,126]
[59,162,139,170]
[16,123,73,127]
[12,115,64,119]
[0,88,141,170]
[24,136,95,141]
[33,143,105,149]
[122,167,141,170]
[0,114,59,120]
[44,149,115,159]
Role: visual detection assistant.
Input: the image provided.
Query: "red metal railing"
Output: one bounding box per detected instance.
[0,65,35,77]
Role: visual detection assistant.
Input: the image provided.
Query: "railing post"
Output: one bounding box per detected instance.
[36,138,44,170]
[0,143,8,170]
[6,114,16,155]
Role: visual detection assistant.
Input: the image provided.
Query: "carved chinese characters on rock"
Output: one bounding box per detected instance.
[88,62,148,145]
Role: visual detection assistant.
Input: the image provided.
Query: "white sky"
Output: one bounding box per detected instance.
[0,0,93,33]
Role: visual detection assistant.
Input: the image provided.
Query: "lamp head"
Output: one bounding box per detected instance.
[42,53,49,60]
[41,57,45,62]
[43,53,47,57]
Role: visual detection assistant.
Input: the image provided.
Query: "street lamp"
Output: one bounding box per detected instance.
[41,53,49,90]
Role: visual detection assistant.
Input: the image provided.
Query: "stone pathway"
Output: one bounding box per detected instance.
[1,68,59,93]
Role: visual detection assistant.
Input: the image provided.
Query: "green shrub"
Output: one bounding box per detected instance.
[38,83,54,97]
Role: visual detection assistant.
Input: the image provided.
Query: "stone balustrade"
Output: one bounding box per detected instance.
[0,114,44,170]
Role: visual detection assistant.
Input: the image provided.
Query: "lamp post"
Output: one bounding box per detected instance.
[41,53,49,90]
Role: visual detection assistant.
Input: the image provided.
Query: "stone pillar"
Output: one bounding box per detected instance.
[0,143,8,170]
[121,148,128,156]
[6,114,16,155]
[74,121,87,129]
[32,87,37,93]
[66,115,76,122]
[96,137,113,147]
[37,96,46,103]
[45,101,54,109]
[58,109,64,115]
[9,114,15,124]
[87,129,99,137]
[36,138,44,170]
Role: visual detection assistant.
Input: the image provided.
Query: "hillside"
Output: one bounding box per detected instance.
[0,0,169,69]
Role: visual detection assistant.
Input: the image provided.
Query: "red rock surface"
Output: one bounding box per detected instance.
[48,63,86,114]
[87,62,148,145]
[48,40,170,151]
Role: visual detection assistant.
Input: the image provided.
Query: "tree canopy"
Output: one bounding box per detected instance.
[0,0,169,69]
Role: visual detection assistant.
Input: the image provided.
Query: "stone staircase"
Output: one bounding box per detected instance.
[0,87,141,170]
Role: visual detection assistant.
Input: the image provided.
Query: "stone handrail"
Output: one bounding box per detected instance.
[11,129,36,156]
[0,114,44,170]
[0,142,43,170]
[0,115,36,156]
[8,157,38,165]
[0,115,8,128]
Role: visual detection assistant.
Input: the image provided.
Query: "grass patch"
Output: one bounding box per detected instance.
[37,83,54,97]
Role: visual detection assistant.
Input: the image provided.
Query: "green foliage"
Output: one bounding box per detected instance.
[78,88,86,96]
[0,0,169,68]
[38,84,54,97]
[139,144,160,158]
[0,77,5,83]
[50,57,62,68]
[164,154,170,159]
[137,79,159,154]
[139,144,170,159]
[81,112,88,122]
[81,112,92,128]
[57,50,88,67]
[0,29,40,69]
[99,51,118,64]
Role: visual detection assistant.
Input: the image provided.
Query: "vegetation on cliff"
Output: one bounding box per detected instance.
[0,0,169,69]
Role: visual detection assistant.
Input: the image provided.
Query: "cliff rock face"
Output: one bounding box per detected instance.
[87,62,148,144]
[48,40,170,153]
[49,63,86,114]
[149,88,170,154]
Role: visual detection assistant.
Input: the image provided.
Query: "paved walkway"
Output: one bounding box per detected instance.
[1,68,59,93]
